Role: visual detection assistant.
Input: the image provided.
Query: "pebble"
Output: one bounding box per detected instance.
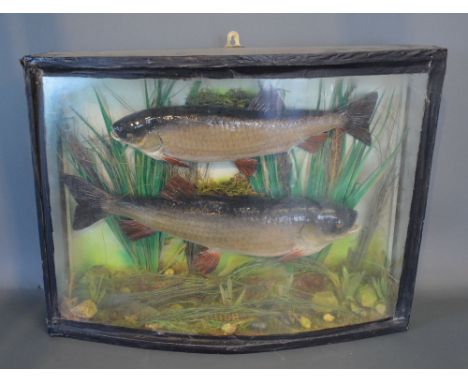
[70,299,97,320]
[144,322,162,331]
[375,303,387,315]
[299,316,312,329]
[221,323,237,335]
[357,285,378,308]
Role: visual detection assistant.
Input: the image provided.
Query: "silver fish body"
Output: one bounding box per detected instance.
[111,92,377,163]
[118,111,342,162]
[63,175,358,258]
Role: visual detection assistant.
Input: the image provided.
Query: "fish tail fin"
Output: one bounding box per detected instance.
[340,92,378,145]
[62,174,112,230]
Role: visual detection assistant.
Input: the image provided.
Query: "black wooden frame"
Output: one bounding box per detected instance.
[21,46,447,353]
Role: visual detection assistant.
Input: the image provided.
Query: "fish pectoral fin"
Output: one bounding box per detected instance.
[297,133,328,153]
[162,155,190,168]
[160,175,197,202]
[279,248,305,263]
[234,158,258,177]
[118,219,156,241]
[192,249,221,275]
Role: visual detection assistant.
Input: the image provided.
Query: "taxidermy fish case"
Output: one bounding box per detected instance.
[21,43,446,353]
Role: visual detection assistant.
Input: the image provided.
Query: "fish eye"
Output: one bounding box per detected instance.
[315,209,342,234]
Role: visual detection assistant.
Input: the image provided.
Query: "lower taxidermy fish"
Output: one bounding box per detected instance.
[63,175,359,272]
[111,92,378,175]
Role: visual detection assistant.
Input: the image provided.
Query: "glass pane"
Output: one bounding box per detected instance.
[43,72,427,336]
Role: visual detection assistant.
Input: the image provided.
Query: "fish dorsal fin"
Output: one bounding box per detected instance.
[247,86,285,114]
[160,175,197,202]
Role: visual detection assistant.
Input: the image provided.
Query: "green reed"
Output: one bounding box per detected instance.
[64,80,400,336]
[65,79,400,273]
[249,154,289,198]
[64,79,176,272]
[292,79,399,208]
[290,80,401,263]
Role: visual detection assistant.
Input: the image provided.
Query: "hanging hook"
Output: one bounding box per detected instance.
[225,31,243,48]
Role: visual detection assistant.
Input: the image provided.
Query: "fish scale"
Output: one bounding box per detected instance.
[114,200,300,256]
[63,175,358,259]
[111,93,377,163]
[158,116,337,161]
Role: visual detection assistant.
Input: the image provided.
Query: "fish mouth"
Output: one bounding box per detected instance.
[111,131,120,141]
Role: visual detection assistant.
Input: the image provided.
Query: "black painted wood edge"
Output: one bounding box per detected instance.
[20,46,445,70]
[394,50,448,321]
[19,47,446,80]
[47,317,408,354]
[21,46,447,353]
[23,65,60,326]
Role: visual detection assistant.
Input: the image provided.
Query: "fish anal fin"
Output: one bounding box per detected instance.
[192,249,221,275]
[162,155,190,168]
[234,158,258,177]
[279,248,305,263]
[297,133,328,153]
[119,219,156,241]
[160,175,197,202]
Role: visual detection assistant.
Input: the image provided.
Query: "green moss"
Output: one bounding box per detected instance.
[197,175,257,197]
[186,88,256,108]
[311,291,340,312]
[71,259,397,336]
[323,234,359,267]
[216,253,253,277]
[357,284,378,308]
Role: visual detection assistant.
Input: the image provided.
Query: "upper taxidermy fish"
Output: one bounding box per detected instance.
[111,92,378,174]
[63,175,359,264]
